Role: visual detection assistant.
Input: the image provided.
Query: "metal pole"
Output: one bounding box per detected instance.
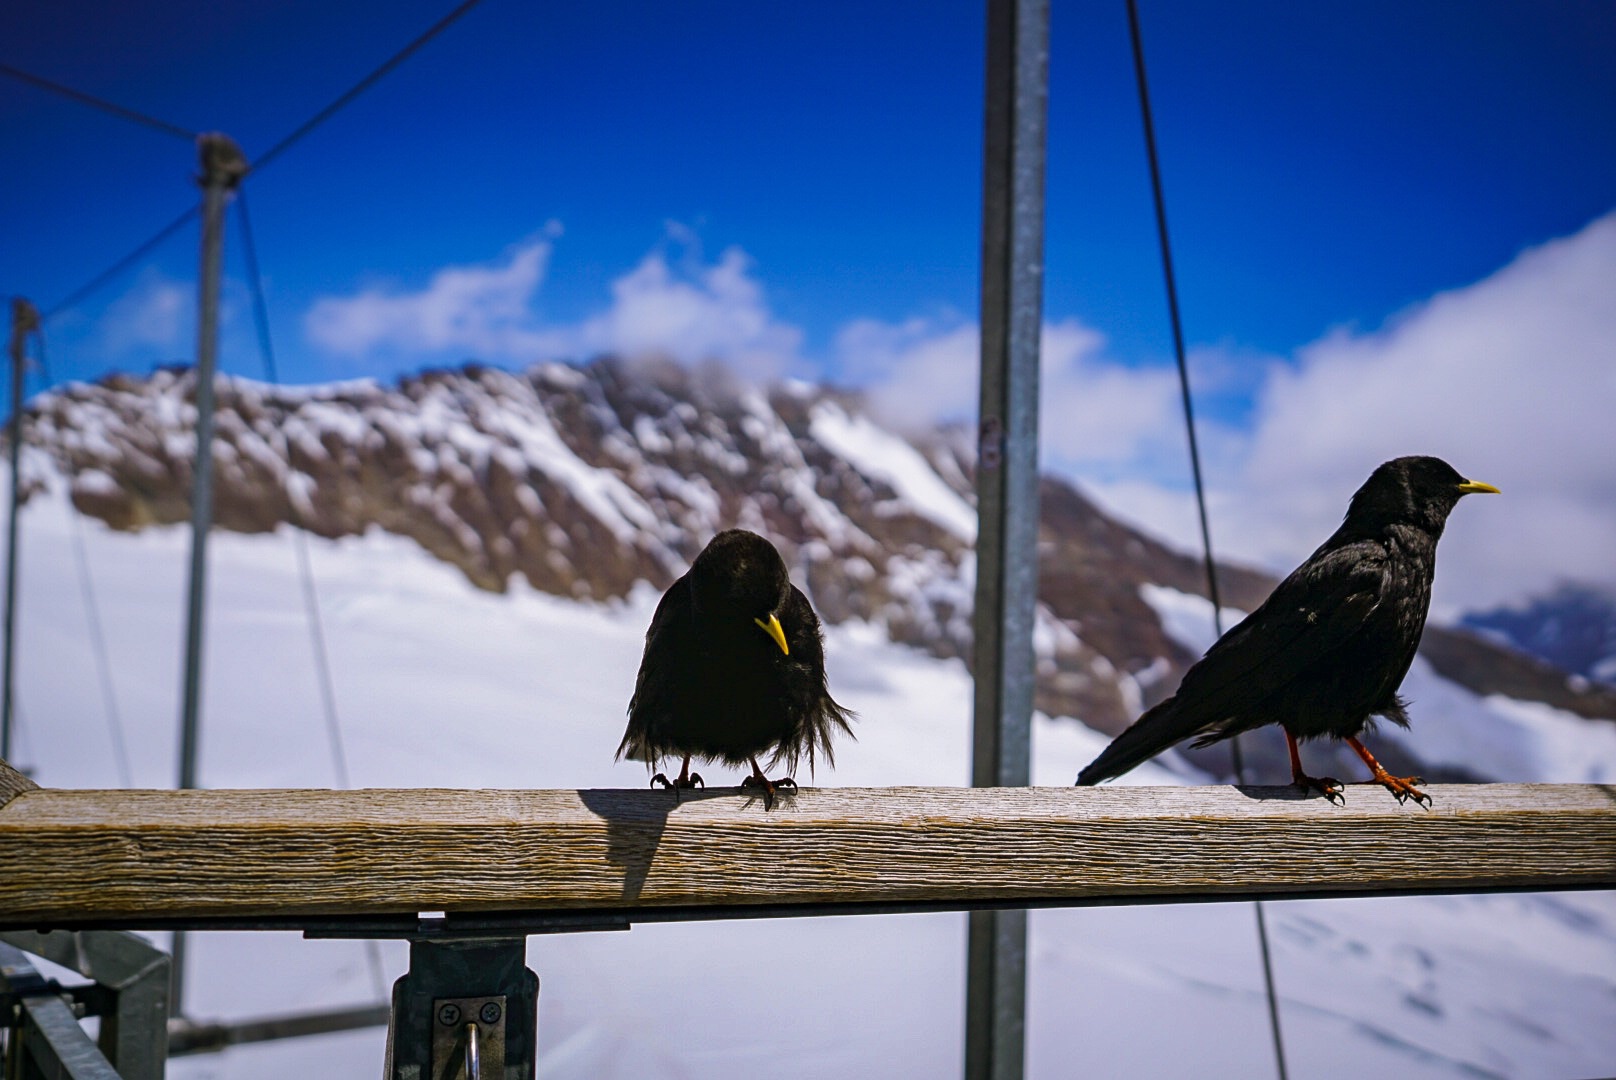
[3,298,40,764]
[172,133,247,1019]
[967,0,1047,1076]
[177,132,247,790]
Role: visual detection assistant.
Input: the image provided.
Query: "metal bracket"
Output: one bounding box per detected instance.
[384,937,537,1080]
[0,940,124,1080]
[430,995,505,1079]
[1,929,169,1079]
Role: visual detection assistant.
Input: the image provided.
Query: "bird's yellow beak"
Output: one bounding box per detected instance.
[754,614,789,656]
[1457,479,1501,495]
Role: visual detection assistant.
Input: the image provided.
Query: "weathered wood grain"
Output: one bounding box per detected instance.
[0,757,37,810]
[1,783,1613,926]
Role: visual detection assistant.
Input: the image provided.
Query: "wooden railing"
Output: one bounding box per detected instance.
[4,758,1613,929]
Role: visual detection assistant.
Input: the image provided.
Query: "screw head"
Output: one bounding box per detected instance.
[437,1003,462,1026]
[479,1002,502,1024]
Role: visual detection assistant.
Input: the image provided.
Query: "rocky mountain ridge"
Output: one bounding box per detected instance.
[18,356,1615,781]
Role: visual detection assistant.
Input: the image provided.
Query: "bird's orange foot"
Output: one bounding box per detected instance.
[740,773,796,810]
[1295,773,1345,805]
[1365,769,1430,808]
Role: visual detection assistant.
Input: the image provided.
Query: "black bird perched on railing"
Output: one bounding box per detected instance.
[1076,456,1499,805]
[617,528,854,809]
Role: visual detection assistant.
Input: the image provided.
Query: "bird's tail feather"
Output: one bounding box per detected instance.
[1076,695,1198,785]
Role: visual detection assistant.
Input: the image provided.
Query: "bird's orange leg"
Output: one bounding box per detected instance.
[1285,729,1344,804]
[650,755,704,799]
[740,756,796,811]
[1345,737,1430,807]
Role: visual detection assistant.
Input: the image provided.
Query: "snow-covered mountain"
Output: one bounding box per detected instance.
[17,356,1616,785]
[6,358,1616,1078]
[1463,583,1616,687]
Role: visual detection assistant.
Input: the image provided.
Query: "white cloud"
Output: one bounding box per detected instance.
[304,231,568,361]
[832,315,979,428]
[1091,210,1616,613]
[303,229,803,379]
[100,270,191,355]
[574,246,802,379]
[1037,321,1186,473]
[833,313,1188,474]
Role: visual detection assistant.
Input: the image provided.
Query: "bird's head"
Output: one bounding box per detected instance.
[691,529,793,656]
[1346,456,1500,535]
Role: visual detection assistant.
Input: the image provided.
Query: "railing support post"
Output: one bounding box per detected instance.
[968,0,1048,1076]
[176,132,247,794]
[384,937,539,1080]
[2,298,40,766]
[171,132,247,1021]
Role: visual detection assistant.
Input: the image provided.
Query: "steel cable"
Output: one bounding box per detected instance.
[1124,1,1290,1076]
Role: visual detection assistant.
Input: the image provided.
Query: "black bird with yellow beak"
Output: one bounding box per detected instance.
[1077,456,1500,805]
[617,529,854,808]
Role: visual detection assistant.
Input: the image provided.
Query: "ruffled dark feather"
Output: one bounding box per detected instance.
[617,529,856,778]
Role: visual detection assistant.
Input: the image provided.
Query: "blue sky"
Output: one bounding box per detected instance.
[6,0,1612,377]
[4,0,1616,603]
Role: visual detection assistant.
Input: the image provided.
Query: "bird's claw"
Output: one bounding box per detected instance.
[1295,774,1345,805]
[740,773,796,810]
[1370,771,1430,808]
[650,772,704,798]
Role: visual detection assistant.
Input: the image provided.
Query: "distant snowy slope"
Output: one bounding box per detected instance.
[808,400,978,540]
[1463,583,1616,685]
[4,480,1614,1080]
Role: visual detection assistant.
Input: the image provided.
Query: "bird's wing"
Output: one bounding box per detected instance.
[1076,541,1392,784]
[781,585,827,664]
[617,573,697,761]
[772,585,855,774]
[1174,540,1392,726]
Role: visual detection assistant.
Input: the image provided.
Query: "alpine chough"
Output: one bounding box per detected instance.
[1076,456,1499,805]
[617,528,854,808]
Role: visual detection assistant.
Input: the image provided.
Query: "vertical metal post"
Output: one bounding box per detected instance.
[967,0,1048,1076]
[177,132,246,791]
[172,133,247,1019]
[3,298,40,765]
